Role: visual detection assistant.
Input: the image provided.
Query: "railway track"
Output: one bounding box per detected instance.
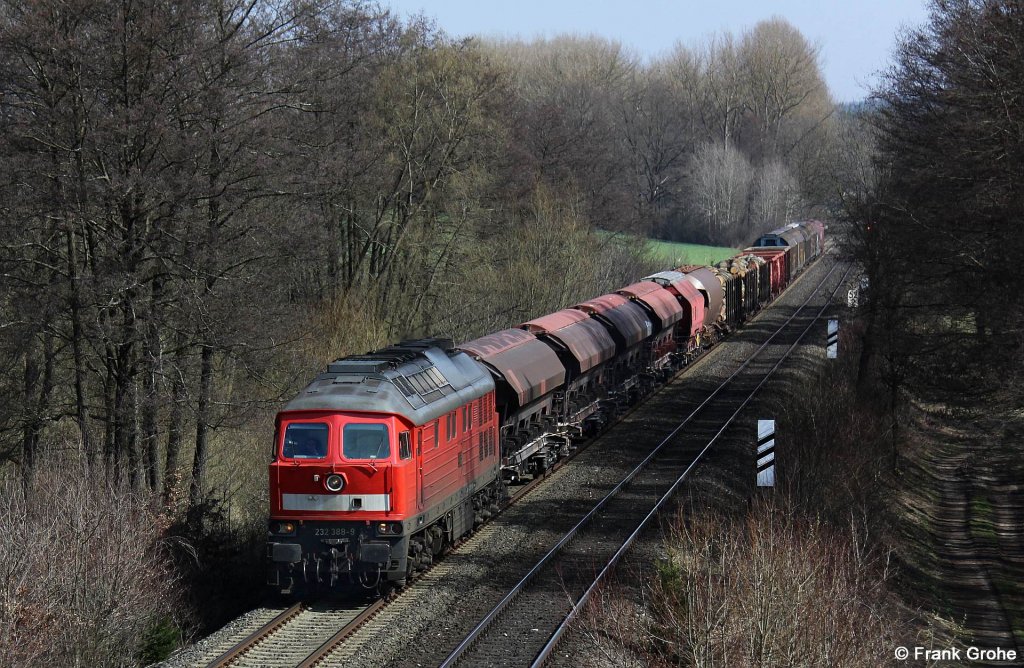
[187,252,843,668]
[201,600,382,668]
[436,260,855,668]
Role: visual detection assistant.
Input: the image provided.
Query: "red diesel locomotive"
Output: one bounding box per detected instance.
[267,339,502,592]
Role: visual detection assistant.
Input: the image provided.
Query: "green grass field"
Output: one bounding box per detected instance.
[645,239,738,267]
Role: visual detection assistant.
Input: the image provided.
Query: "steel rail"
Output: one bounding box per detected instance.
[296,598,387,668]
[531,262,855,667]
[438,258,847,668]
[203,602,305,668]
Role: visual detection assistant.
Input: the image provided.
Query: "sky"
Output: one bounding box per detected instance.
[379,0,931,103]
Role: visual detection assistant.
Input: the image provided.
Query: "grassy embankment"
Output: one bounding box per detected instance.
[597,231,737,268]
[644,238,738,267]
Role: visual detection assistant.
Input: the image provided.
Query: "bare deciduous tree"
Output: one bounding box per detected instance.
[685,140,754,245]
[738,18,830,160]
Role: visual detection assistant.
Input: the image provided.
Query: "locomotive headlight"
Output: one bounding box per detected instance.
[325,474,344,492]
[377,522,401,536]
[271,522,296,535]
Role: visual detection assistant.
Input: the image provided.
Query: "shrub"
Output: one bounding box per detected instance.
[648,502,916,667]
[0,448,185,667]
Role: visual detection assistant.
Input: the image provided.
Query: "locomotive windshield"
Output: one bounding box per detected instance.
[343,423,390,460]
[283,422,329,459]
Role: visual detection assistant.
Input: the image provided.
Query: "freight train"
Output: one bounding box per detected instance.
[266,221,825,594]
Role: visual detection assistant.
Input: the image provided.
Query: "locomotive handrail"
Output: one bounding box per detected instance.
[439,259,845,668]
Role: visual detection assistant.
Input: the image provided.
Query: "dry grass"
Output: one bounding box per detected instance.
[573,499,931,668]
[0,446,185,667]
[648,502,916,668]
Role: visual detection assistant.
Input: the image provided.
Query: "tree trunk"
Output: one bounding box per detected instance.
[65,227,92,465]
[163,344,187,506]
[21,340,40,477]
[126,376,142,491]
[22,331,56,477]
[115,295,142,490]
[141,276,164,493]
[103,357,117,479]
[189,343,214,510]
[856,302,876,392]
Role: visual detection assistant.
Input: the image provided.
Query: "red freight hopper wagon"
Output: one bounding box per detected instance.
[458,329,567,481]
[573,293,654,387]
[519,309,617,383]
[616,281,684,372]
[642,271,707,354]
[267,338,501,594]
[519,309,617,436]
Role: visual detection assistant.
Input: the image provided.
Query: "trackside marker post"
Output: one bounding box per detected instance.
[757,419,775,487]
[827,319,839,358]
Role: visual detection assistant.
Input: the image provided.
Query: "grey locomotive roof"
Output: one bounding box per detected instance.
[283,339,494,426]
[754,224,807,247]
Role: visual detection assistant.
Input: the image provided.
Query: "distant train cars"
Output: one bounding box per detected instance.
[266,221,826,595]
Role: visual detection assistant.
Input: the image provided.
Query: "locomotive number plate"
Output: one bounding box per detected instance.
[314,527,356,537]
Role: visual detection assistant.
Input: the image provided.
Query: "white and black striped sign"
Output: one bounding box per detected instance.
[826,319,839,359]
[757,419,775,487]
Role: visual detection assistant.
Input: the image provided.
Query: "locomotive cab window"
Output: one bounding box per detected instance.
[283,423,329,459]
[399,431,412,460]
[343,423,390,460]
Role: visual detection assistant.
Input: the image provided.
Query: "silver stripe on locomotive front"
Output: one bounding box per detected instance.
[281,493,391,512]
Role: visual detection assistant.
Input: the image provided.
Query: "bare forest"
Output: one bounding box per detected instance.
[0,1,860,665]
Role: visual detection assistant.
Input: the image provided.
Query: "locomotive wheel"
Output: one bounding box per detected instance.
[429,525,448,556]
